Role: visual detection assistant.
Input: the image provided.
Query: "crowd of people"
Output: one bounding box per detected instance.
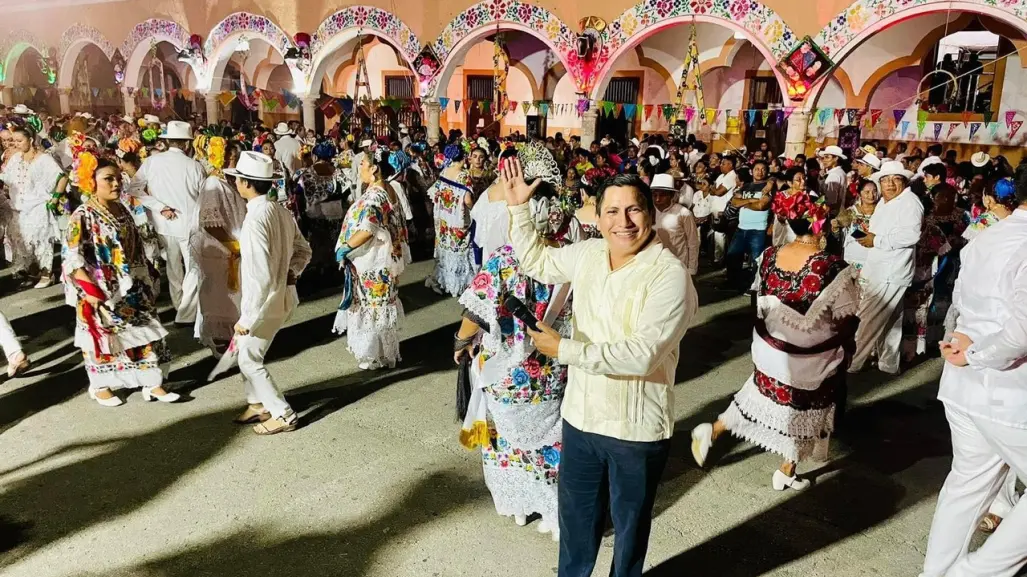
[0,101,1026,576]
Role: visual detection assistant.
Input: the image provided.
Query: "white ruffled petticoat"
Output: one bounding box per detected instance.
[426,247,475,296]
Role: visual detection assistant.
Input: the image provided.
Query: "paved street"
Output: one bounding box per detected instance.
[0,261,971,576]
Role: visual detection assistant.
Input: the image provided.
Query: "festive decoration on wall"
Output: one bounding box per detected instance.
[493,34,509,121]
[203,13,292,61]
[121,19,191,70]
[778,36,832,101]
[284,32,312,73]
[670,24,705,124]
[310,6,421,74]
[111,50,126,84]
[412,45,442,86]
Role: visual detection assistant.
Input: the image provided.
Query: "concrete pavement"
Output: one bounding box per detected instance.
[0,261,980,576]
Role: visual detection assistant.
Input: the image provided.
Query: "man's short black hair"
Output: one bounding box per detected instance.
[240,177,274,196]
[922,163,947,181]
[927,143,943,157]
[596,173,655,220]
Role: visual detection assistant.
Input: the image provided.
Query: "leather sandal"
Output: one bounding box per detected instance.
[252,411,298,435]
[233,405,271,425]
[979,513,1002,534]
[6,352,30,378]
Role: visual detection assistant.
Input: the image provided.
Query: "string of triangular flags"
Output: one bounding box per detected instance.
[316,94,425,120]
[809,107,1024,140]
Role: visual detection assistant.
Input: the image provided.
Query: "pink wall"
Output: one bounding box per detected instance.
[867,66,921,110]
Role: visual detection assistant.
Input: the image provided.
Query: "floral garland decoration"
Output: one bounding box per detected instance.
[771,191,829,234]
[76,151,99,197]
[207,137,227,171]
[141,128,158,144]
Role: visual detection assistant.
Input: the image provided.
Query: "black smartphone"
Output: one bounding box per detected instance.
[505,296,539,331]
[851,229,867,239]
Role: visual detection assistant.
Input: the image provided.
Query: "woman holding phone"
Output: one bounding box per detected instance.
[835,179,880,293]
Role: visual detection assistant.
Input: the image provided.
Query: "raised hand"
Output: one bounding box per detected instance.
[500,157,541,207]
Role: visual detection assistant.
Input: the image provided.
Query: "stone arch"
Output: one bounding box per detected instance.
[121,18,193,88]
[202,12,295,92]
[2,30,51,85]
[429,0,577,98]
[305,6,421,96]
[810,1,1027,106]
[592,0,795,102]
[58,25,116,89]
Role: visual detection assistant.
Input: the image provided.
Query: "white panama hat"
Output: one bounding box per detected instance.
[359,138,375,149]
[223,151,280,181]
[870,160,915,183]
[11,104,33,115]
[650,173,677,191]
[160,120,193,140]
[273,122,293,136]
[857,154,882,170]
[143,114,160,124]
[817,145,847,160]
[971,151,991,168]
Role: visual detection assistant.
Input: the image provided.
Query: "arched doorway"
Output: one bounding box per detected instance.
[6,45,60,113]
[67,43,119,116]
[135,41,193,120]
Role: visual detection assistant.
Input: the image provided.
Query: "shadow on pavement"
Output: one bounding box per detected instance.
[71,471,487,577]
[0,408,243,568]
[646,383,951,576]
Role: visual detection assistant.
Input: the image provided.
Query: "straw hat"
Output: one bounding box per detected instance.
[856,154,882,170]
[160,120,193,140]
[870,160,914,183]
[817,145,847,160]
[273,122,293,136]
[971,151,991,168]
[650,173,677,191]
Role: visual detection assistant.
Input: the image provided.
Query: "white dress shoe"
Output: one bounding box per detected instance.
[691,423,714,467]
[88,389,124,407]
[142,387,181,403]
[772,469,811,491]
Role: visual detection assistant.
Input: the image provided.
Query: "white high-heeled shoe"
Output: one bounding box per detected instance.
[89,389,124,407]
[691,423,713,467]
[142,387,181,403]
[772,469,810,491]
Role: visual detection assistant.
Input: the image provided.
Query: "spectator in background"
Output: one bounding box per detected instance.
[725,158,773,291]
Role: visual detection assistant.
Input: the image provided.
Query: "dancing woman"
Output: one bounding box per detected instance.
[692,192,859,490]
[456,144,572,540]
[1,126,67,288]
[62,156,176,407]
[191,139,248,355]
[334,150,409,370]
[426,145,475,296]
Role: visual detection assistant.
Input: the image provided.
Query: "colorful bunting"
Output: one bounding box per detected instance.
[644,104,654,121]
[454,100,461,113]
[783,107,795,122]
[661,104,675,121]
[846,108,859,125]
[989,122,999,139]
[1006,110,1017,127]
[946,123,959,140]
[983,110,993,125]
[893,109,906,125]
[539,101,550,116]
[870,109,882,127]
[615,103,624,117]
[706,108,717,125]
[900,121,910,139]
[684,107,695,123]
[439,97,449,111]
[746,109,757,126]
[961,110,972,127]
[761,110,771,126]
[916,119,926,137]
[834,108,845,124]
[969,122,982,140]
[817,108,831,125]
[217,91,236,107]
[933,122,943,141]
[624,103,636,120]
[1011,120,1024,139]
[521,101,531,114]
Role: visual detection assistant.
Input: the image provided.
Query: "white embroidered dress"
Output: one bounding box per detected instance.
[426,172,475,295]
[1,152,63,272]
[190,175,249,348]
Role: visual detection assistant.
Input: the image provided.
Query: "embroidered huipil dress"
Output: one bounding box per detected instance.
[426,174,475,296]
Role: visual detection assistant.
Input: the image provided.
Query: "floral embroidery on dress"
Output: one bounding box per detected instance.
[758,246,847,315]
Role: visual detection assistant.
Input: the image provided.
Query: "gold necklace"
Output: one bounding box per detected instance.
[794,236,819,246]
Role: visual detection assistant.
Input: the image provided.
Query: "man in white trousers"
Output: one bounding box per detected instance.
[849,161,923,374]
[128,120,206,324]
[920,168,1027,577]
[225,152,311,435]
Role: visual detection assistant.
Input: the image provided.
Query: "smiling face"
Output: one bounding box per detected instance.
[879,175,907,201]
[94,165,122,202]
[860,182,879,206]
[11,131,31,153]
[599,185,653,260]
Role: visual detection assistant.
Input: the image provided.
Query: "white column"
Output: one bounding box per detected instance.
[785,109,811,159]
[426,99,441,145]
[581,109,599,149]
[205,92,219,125]
[122,88,137,118]
[302,96,317,131]
[59,92,71,115]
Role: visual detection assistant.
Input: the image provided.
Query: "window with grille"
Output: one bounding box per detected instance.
[467,76,494,100]
[603,77,640,104]
[385,75,414,99]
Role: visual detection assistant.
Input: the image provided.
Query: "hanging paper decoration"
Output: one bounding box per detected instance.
[706,109,717,125]
[961,110,972,127]
[893,109,906,125]
[644,104,654,121]
[900,121,910,139]
[1006,110,1017,127]
[412,45,442,86]
[1010,120,1023,139]
[576,98,590,116]
[817,108,831,125]
[614,103,624,117]
[834,108,845,124]
[508,100,518,113]
[539,101,550,117]
[933,123,943,141]
[969,122,982,140]
[661,104,676,120]
[493,34,509,121]
[746,109,757,126]
[783,107,795,122]
[989,122,999,139]
[454,100,462,113]
[684,107,696,123]
[916,119,926,137]
[761,110,771,126]
[438,97,450,112]
[480,99,490,113]
[983,110,993,125]
[670,24,705,123]
[870,109,882,127]
[946,123,959,140]
[917,109,928,123]
[779,36,833,101]
[846,109,859,125]
[624,103,637,120]
[218,91,236,107]
[91,87,100,98]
